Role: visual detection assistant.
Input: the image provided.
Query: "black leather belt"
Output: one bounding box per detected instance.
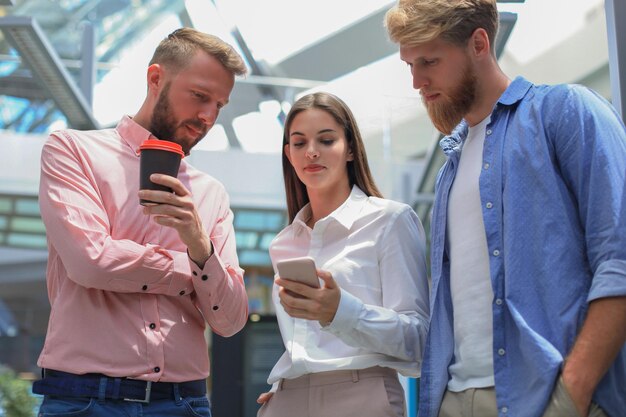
[32,369,207,403]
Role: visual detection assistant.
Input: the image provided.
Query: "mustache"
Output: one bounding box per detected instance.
[424,67,477,135]
[183,119,206,131]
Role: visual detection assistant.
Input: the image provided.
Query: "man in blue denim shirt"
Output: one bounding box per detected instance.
[385,1,626,417]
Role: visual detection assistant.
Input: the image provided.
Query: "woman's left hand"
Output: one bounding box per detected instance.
[276,270,340,326]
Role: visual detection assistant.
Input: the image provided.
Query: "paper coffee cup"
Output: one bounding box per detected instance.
[139,139,184,206]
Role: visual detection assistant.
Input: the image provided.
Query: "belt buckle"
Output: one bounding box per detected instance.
[123,381,152,403]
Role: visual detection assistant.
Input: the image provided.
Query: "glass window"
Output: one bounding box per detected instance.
[239,250,272,267]
[6,233,47,249]
[234,210,285,231]
[0,197,12,214]
[15,198,40,216]
[235,231,259,249]
[259,233,276,250]
[10,217,46,234]
[216,0,392,64]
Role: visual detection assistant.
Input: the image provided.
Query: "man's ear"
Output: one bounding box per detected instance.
[146,63,164,94]
[469,28,491,58]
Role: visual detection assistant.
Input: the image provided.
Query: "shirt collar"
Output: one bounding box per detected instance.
[439,76,533,156]
[292,205,312,233]
[497,76,533,106]
[116,115,154,156]
[439,122,468,157]
[331,185,368,230]
[292,185,369,233]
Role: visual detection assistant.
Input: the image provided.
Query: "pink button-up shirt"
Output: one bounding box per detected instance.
[37,116,248,382]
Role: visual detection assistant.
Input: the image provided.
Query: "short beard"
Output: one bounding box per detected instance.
[150,83,177,142]
[149,82,204,155]
[424,63,477,135]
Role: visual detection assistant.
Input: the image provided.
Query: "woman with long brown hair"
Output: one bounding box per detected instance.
[256,92,429,417]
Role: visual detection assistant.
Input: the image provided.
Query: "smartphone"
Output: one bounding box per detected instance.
[276,256,320,288]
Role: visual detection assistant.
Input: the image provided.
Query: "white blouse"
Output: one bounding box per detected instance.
[267,186,430,385]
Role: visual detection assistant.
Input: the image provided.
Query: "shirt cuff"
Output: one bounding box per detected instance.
[587,259,626,302]
[324,288,362,333]
[187,240,214,270]
[188,245,222,286]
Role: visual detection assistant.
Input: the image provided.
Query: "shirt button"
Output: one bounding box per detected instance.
[498,348,506,356]
[483,163,490,170]
[202,275,209,281]
[142,285,148,291]
[495,299,503,305]
[179,290,185,296]
[212,305,219,311]
[486,202,493,209]
[149,323,156,329]
[192,271,198,276]
[486,129,493,135]
[501,406,508,413]
[493,249,500,256]
[153,367,160,373]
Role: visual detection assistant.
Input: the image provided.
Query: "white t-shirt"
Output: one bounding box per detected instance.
[447,116,495,391]
[267,185,430,385]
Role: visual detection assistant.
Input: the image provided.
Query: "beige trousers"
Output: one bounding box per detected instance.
[438,387,499,417]
[257,367,406,417]
[438,377,607,417]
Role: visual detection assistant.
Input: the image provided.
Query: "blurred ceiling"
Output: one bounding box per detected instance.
[0,0,520,147]
[0,0,617,214]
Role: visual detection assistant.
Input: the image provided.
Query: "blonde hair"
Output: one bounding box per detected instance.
[385,0,499,51]
[282,93,383,223]
[150,28,247,76]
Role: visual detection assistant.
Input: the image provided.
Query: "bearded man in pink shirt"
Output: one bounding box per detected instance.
[32,28,249,417]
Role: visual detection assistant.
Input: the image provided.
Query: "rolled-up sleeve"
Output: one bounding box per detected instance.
[551,87,626,302]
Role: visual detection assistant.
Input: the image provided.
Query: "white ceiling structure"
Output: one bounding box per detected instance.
[0,0,616,246]
[0,0,613,161]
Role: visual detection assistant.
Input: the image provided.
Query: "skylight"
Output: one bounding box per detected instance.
[498,0,604,65]
[212,0,394,65]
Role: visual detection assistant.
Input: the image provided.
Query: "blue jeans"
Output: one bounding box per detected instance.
[38,395,211,416]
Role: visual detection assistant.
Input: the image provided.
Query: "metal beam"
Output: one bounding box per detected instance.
[0,16,99,130]
[0,71,48,100]
[210,0,291,147]
[79,21,96,108]
[495,12,517,58]
[275,5,397,82]
[605,0,626,121]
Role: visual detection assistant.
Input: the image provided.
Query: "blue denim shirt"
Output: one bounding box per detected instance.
[420,77,626,417]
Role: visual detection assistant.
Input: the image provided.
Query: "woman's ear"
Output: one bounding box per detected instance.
[284,143,292,164]
[347,147,354,162]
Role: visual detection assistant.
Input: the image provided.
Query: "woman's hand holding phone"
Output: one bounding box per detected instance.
[275,257,340,326]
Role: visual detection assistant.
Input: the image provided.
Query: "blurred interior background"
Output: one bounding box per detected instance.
[0,0,624,416]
